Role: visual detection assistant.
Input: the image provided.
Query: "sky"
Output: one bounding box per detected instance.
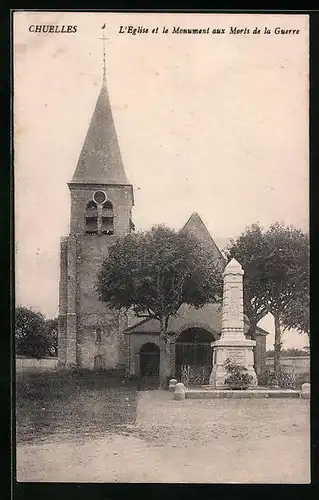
[14,12,309,350]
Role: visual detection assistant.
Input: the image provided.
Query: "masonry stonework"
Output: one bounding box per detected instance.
[210,258,258,388]
[58,78,134,371]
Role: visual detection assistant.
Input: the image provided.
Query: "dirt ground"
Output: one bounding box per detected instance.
[16,390,310,484]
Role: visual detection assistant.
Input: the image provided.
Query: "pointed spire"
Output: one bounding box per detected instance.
[71,25,128,185]
[101,23,107,85]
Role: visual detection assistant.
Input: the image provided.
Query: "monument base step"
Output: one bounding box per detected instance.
[184,388,301,399]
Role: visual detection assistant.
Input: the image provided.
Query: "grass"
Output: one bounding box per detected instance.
[16,370,138,443]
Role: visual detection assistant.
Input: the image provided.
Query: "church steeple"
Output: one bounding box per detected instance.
[58,30,134,373]
[68,32,134,237]
[71,26,128,185]
[71,82,128,185]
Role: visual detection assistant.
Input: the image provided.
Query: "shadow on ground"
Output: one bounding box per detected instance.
[16,371,138,443]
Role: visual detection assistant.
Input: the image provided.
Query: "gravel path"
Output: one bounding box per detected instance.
[16,391,310,483]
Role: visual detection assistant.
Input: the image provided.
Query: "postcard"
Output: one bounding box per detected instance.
[14,11,310,483]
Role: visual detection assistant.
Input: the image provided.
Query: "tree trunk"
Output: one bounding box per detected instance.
[273,312,282,375]
[159,318,171,388]
[249,322,258,377]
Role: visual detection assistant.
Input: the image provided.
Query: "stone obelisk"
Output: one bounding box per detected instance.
[209,258,257,388]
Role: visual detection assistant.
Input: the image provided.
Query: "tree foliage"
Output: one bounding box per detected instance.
[258,222,309,322]
[226,223,268,338]
[97,225,223,330]
[280,292,309,336]
[227,222,309,373]
[15,306,58,358]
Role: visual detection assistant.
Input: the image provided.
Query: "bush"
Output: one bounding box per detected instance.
[181,364,191,388]
[259,368,297,389]
[224,358,253,390]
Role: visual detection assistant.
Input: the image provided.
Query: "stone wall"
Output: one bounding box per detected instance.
[266,356,310,374]
[76,235,123,369]
[16,357,58,373]
[57,237,68,365]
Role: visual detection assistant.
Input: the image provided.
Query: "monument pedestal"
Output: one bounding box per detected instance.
[209,258,257,389]
[210,338,257,389]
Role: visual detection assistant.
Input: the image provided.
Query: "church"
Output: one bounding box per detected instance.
[57,68,268,386]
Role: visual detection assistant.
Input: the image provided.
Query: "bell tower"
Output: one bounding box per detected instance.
[58,35,134,370]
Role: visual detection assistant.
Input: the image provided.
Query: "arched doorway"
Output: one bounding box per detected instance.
[139,342,160,389]
[94,355,103,370]
[175,328,214,385]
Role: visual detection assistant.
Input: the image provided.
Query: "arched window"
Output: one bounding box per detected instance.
[85,201,98,234]
[101,200,114,235]
[104,200,113,210]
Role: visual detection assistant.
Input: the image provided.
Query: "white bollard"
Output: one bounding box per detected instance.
[300,383,310,399]
[174,382,186,400]
[168,378,177,392]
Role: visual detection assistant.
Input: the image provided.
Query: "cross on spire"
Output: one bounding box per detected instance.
[99,24,108,83]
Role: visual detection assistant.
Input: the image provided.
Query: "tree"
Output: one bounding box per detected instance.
[97,225,223,386]
[226,223,268,371]
[227,222,309,375]
[15,307,58,358]
[15,306,46,358]
[281,294,309,337]
[260,223,309,374]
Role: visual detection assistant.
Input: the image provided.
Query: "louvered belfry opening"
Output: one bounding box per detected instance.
[85,201,98,234]
[101,200,114,235]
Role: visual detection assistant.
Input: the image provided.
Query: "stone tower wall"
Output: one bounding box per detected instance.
[69,184,133,236]
[76,235,121,370]
[58,182,133,370]
[57,236,68,366]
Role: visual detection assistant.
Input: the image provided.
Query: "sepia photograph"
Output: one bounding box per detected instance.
[14,11,310,483]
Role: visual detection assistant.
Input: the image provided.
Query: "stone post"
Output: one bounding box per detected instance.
[97,203,103,235]
[300,383,310,399]
[210,258,257,388]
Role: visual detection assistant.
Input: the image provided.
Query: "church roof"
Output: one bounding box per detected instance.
[180,212,226,268]
[124,303,269,336]
[71,81,128,185]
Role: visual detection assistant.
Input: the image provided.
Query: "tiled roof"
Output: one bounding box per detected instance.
[125,303,269,336]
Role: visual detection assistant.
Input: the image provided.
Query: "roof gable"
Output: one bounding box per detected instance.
[180,212,226,267]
